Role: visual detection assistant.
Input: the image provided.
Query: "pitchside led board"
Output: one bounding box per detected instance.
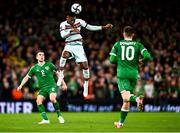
[0,101,180,113]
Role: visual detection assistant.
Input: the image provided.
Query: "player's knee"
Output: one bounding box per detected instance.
[49,94,57,103]
[36,98,43,105]
[80,62,88,69]
[62,51,70,58]
[121,91,131,102]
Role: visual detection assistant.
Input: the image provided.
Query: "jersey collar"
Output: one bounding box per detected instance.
[38,61,45,66]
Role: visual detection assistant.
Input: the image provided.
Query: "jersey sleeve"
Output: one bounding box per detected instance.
[59,22,71,38]
[139,42,147,55]
[79,19,88,28]
[110,42,118,56]
[27,66,34,78]
[80,19,102,31]
[139,42,151,64]
[109,42,118,63]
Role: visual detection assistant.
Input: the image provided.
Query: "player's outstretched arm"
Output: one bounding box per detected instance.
[84,23,113,31]
[17,75,30,91]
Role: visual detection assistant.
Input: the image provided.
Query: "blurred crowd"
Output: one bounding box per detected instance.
[0,0,179,103]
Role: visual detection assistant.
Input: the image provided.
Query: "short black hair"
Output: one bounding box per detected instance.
[66,11,76,17]
[123,26,135,37]
[36,50,44,56]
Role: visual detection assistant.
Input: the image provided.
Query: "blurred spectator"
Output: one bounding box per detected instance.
[135,80,144,96]
[154,72,162,86]
[67,75,80,98]
[23,87,34,100]
[158,81,169,111]
[168,78,178,99]
[144,78,155,99]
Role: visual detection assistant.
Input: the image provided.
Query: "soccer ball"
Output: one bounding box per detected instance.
[71,3,82,14]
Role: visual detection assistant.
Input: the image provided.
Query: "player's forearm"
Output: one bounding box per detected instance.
[19,75,29,88]
[85,24,102,31]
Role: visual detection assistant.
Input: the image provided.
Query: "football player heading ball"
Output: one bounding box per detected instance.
[57,7,113,97]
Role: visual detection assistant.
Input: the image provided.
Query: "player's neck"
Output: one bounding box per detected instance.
[38,61,45,66]
[124,37,133,41]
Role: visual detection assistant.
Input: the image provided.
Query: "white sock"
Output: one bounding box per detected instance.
[57,70,64,86]
[59,70,64,79]
[59,57,66,67]
[83,80,88,97]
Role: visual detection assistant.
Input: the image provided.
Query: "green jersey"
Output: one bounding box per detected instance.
[110,40,148,79]
[27,62,57,89]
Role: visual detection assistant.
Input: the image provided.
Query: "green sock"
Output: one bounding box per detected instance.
[120,110,128,124]
[129,95,137,102]
[53,102,62,117]
[37,104,48,120]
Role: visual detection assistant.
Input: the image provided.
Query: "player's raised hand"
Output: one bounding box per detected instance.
[102,24,113,30]
[17,86,22,91]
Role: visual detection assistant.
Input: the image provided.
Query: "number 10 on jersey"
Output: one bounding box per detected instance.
[121,46,135,61]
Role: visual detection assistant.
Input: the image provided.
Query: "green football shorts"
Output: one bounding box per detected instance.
[38,86,58,99]
[117,78,137,94]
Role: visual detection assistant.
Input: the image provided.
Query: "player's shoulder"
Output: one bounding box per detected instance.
[134,40,141,43]
[45,61,55,66]
[29,64,37,71]
[134,40,143,46]
[114,40,121,46]
[76,18,85,23]
[60,20,68,26]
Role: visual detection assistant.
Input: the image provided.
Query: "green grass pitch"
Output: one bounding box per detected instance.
[0,112,180,132]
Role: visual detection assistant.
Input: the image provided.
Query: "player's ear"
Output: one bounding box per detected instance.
[123,32,126,37]
[132,33,135,38]
[36,53,39,60]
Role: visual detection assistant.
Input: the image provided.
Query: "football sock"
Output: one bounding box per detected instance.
[59,57,66,67]
[120,109,129,124]
[83,80,88,96]
[38,104,48,120]
[129,95,137,102]
[59,70,64,78]
[57,70,64,86]
[53,102,62,117]
[84,80,88,89]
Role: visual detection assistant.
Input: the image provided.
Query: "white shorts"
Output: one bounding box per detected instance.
[63,44,87,63]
